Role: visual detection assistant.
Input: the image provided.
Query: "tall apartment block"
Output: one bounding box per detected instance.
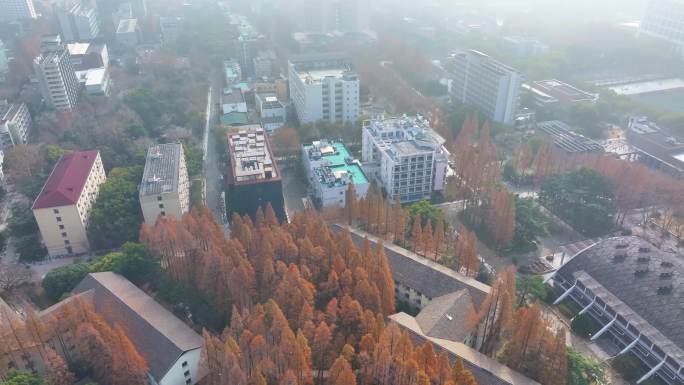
[0,40,8,82]
[140,143,190,226]
[0,0,37,22]
[226,126,286,222]
[448,50,522,125]
[34,35,80,111]
[32,150,106,257]
[361,115,449,203]
[0,100,31,150]
[55,0,100,42]
[288,53,359,124]
[640,0,684,54]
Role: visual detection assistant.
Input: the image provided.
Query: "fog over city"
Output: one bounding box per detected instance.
[0,1,683,385]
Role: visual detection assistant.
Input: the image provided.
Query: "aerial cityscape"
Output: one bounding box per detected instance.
[0,1,683,385]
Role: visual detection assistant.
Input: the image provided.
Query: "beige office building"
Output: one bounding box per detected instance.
[32,150,106,257]
[140,143,190,226]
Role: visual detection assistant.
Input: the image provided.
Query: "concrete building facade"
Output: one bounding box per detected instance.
[0,0,37,22]
[0,40,8,82]
[34,35,80,111]
[448,50,522,125]
[116,18,141,47]
[302,140,369,208]
[67,42,109,71]
[640,0,684,55]
[140,143,190,226]
[255,93,286,132]
[0,100,31,150]
[288,53,359,124]
[56,0,100,42]
[361,115,449,203]
[226,126,286,222]
[32,150,106,257]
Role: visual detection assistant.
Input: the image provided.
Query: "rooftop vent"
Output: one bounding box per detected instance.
[639,247,651,253]
[637,256,651,263]
[634,269,649,277]
[661,262,674,268]
[657,285,673,295]
[613,254,627,262]
[660,272,674,279]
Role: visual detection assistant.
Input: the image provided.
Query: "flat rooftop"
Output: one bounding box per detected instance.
[365,115,447,159]
[140,143,183,196]
[227,126,279,184]
[537,120,604,154]
[297,68,348,83]
[117,18,138,34]
[532,79,597,102]
[304,141,368,188]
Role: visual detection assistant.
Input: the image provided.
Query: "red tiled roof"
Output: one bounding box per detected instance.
[32,150,99,210]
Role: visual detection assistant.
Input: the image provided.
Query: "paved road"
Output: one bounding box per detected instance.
[203,72,225,223]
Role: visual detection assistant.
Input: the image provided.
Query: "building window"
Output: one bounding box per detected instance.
[56,217,62,222]
[59,225,65,230]
[184,370,190,377]
[64,240,70,245]
[185,379,192,385]
[61,232,67,238]
[161,211,166,216]
[159,203,164,209]
[53,209,60,214]
[157,196,162,201]
[182,361,188,367]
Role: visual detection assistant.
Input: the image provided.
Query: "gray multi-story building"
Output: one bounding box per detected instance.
[361,115,449,203]
[33,35,80,111]
[0,100,31,150]
[140,143,190,226]
[640,0,684,55]
[288,52,359,124]
[55,0,100,42]
[0,0,37,22]
[447,50,522,125]
[551,236,684,385]
[0,40,8,82]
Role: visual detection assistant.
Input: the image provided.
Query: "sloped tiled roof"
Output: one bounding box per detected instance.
[72,272,202,380]
[416,290,475,342]
[334,225,490,305]
[556,236,684,359]
[32,150,99,209]
[391,312,540,385]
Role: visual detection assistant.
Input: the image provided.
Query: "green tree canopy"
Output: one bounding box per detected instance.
[8,203,47,262]
[42,262,91,301]
[1,371,45,385]
[512,197,550,252]
[539,168,616,237]
[407,200,442,227]
[88,167,143,250]
[124,89,165,132]
[90,243,158,284]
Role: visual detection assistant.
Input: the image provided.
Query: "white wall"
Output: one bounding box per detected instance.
[34,205,89,257]
[159,349,202,385]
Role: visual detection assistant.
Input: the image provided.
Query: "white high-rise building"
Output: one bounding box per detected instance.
[0,100,32,150]
[361,115,449,203]
[55,0,100,42]
[0,0,37,22]
[140,143,190,226]
[288,53,359,124]
[34,36,80,111]
[448,50,522,125]
[0,40,8,82]
[640,0,684,53]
